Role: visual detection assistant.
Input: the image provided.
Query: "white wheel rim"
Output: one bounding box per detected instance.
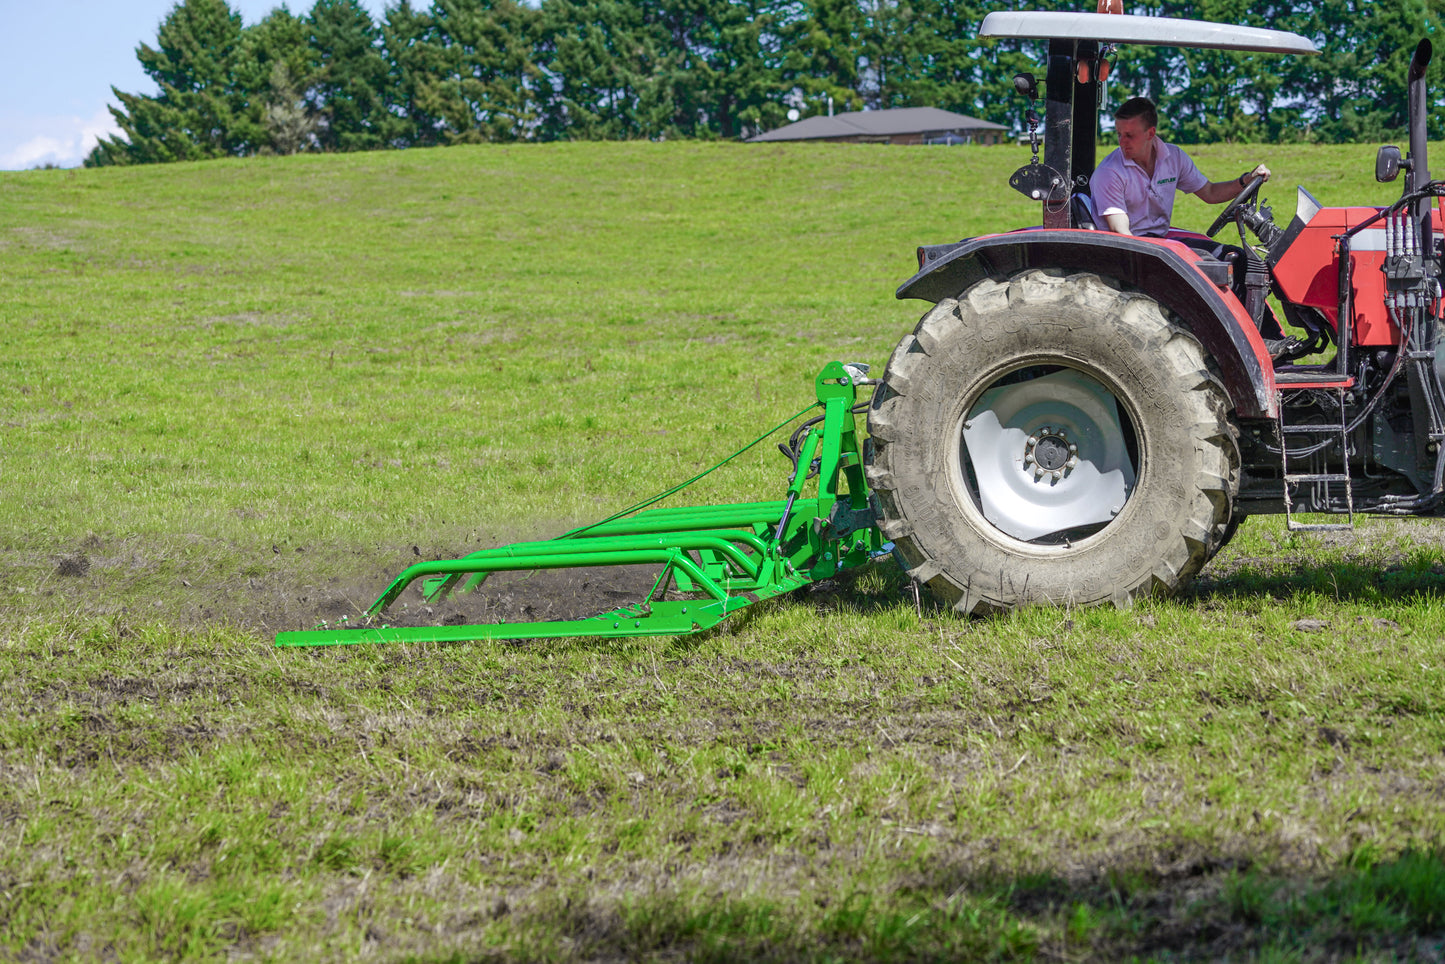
[960,367,1137,544]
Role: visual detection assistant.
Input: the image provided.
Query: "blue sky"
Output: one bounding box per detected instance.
[0,0,384,170]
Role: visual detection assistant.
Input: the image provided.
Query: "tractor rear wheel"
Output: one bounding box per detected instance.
[866,269,1239,615]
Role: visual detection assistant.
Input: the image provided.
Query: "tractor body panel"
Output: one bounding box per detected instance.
[896,229,1277,418]
[1273,204,1445,346]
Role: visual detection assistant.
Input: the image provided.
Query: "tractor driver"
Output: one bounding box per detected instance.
[1092,96,1269,237]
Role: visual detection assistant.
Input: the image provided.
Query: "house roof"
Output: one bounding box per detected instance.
[749,107,1008,143]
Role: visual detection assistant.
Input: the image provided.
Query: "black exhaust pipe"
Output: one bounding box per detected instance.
[1401,39,1445,500]
[1407,39,1432,217]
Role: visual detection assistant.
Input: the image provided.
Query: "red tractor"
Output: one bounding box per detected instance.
[279,10,1445,647]
[867,11,1445,614]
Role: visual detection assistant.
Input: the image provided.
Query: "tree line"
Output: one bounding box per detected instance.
[86,0,1445,166]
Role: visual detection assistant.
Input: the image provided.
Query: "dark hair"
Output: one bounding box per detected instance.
[1114,96,1157,130]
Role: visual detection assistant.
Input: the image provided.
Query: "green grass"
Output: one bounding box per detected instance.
[3,141,1445,961]
[0,141,1385,592]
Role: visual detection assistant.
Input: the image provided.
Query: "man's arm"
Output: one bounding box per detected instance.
[1195,163,1271,204]
[1091,160,1133,234]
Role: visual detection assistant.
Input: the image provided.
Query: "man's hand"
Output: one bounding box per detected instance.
[1245,163,1271,186]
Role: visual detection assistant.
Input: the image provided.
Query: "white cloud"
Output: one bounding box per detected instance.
[4,135,70,169]
[1,108,120,170]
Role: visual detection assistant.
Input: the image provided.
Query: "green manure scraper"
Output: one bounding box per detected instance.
[280,9,1445,646]
[278,362,881,646]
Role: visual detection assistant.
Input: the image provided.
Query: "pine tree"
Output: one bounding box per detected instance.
[781,0,866,116]
[412,0,544,143]
[238,6,319,154]
[308,0,399,151]
[649,0,790,138]
[86,0,1443,164]
[87,0,250,165]
[380,0,447,148]
[896,0,1024,125]
[1288,0,1445,142]
[539,0,673,139]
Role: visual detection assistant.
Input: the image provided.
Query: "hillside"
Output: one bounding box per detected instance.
[1,140,1389,625]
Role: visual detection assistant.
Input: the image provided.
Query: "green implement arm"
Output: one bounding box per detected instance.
[275,362,884,647]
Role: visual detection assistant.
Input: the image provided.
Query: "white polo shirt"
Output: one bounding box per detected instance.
[1091,139,1208,237]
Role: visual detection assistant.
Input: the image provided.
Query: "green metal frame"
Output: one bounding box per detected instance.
[275,362,882,647]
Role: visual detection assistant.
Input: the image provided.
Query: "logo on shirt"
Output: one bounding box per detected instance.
[1157,177,1177,185]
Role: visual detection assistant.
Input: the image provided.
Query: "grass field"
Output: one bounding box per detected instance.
[2,141,1444,961]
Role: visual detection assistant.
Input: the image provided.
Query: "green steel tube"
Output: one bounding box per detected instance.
[574,502,789,536]
[368,545,738,616]
[452,530,771,563]
[276,596,744,648]
[418,529,772,601]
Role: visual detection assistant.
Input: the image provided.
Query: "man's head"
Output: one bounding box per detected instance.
[1113,97,1158,166]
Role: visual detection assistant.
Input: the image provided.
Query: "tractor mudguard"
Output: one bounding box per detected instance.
[896,230,1277,418]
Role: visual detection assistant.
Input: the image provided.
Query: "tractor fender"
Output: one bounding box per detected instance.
[895,230,1276,419]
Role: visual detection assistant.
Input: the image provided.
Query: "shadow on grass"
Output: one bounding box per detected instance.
[439,848,1445,963]
[1191,555,1445,606]
[805,551,1445,617]
[735,553,1445,629]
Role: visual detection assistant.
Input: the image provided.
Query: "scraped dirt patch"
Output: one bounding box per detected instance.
[7,531,683,638]
[17,517,1445,639]
[259,562,667,636]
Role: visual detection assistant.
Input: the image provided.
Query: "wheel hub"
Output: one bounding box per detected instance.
[1023,427,1078,480]
[959,367,1137,543]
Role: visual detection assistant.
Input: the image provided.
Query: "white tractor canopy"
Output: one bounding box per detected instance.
[979,11,1317,55]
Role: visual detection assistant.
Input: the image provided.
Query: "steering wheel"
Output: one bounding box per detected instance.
[1206,173,1265,238]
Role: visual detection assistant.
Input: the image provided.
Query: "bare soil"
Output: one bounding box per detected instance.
[27,515,1445,645]
[30,534,695,638]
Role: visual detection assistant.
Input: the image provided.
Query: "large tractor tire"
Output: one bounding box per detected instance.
[866,268,1239,615]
